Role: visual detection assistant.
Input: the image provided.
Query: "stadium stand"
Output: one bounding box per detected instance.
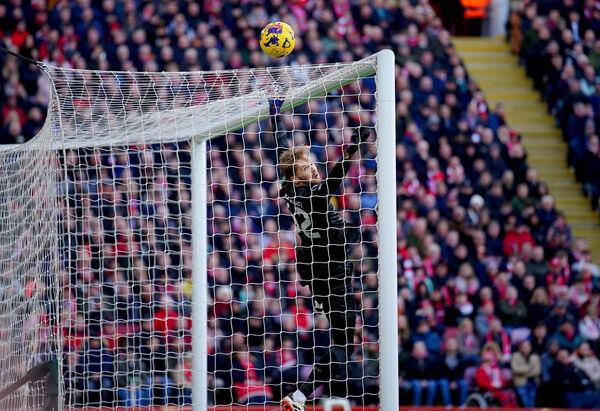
[511,0,600,213]
[0,0,599,408]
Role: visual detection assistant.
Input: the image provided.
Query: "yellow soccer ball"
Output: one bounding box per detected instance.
[260,22,295,58]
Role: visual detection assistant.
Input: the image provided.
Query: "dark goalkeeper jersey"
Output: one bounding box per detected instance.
[272,116,359,281]
[280,180,356,266]
[278,153,360,284]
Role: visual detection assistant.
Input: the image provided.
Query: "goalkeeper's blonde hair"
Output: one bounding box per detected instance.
[279,146,310,181]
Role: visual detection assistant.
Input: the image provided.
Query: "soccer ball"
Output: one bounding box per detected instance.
[260,22,295,58]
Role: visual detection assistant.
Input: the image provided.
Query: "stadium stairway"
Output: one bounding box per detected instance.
[454,37,600,262]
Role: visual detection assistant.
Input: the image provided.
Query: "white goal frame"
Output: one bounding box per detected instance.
[190,49,398,410]
[39,49,398,410]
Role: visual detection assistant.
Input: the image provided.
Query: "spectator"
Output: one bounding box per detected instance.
[550,348,600,408]
[578,299,600,352]
[142,336,173,405]
[485,318,511,363]
[553,320,583,352]
[528,287,551,328]
[77,337,115,406]
[475,301,495,338]
[502,222,535,257]
[231,351,273,405]
[445,290,474,327]
[405,341,442,406]
[497,285,528,330]
[439,337,468,406]
[474,344,517,407]
[411,319,442,357]
[510,340,541,408]
[530,323,549,355]
[571,341,600,391]
[456,318,481,366]
[538,340,563,407]
[348,343,379,405]
[116,350,152,406]
[172,353,193,405]
[545,300,575,335]
[526,247,547,281]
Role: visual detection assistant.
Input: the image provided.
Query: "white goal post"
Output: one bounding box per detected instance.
[0,49,398,410]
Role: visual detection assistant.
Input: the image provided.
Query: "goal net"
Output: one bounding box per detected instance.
[0,51,397,409]
[0,110,60,409]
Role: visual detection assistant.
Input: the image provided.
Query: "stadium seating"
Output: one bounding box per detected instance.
[512,0,600,212]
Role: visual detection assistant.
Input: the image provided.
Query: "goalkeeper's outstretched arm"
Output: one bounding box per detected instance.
[268,99,371,196]
[316,126,370,196]
[268,99,291,161]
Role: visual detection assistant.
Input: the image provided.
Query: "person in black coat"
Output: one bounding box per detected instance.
[439,337,468,406]
[550,349,600,408]
[406,341,442,406]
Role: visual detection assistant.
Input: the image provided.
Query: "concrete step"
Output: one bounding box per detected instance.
[470,73,531,83]
[533,170,576,180]
[504,107,554,118]
[484,99,548,109]
[485,91,542,102]
[510,123,559,133]
[522,130,563,139]
[526,146,566,153]
[477,80,533,89]
[457,49,515,57]
[529,157,568,165]
[465,64,524,72]
[508,114,556,123]
[555,205,598,215]
[524,140,566,148]
[459,55,518,64]
[570,226,600,237]
[528,157,567,165]
[510,120,561,134]
[554,196,592,205]
[527,149,567,158]
[504,108,553,117]
[555,200,593,208]
[542,186,583,196]
[554,197,589,205]
[453,39,511,52]
[565,216,599,225]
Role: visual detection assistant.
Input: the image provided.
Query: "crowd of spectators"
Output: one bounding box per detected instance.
[1,0,600,408]
[510,0,600,212]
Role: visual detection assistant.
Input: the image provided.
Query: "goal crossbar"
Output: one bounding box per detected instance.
[42,54,378,150]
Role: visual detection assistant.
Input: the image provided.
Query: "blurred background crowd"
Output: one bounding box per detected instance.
[0,0,600,408]
[509,0,600,212]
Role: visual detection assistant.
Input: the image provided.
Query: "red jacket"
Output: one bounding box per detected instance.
[502,228,535,256]
[475,363,509,392]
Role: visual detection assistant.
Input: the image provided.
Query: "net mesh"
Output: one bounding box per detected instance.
[2,56,383,408]
[0,106,59,409]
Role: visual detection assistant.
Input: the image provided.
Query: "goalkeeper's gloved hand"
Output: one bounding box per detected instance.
[345,126,371,155]
[269,98,285,116]
[313,299,325,315]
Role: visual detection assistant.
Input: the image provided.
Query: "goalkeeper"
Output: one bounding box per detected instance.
[267,100,370,411]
